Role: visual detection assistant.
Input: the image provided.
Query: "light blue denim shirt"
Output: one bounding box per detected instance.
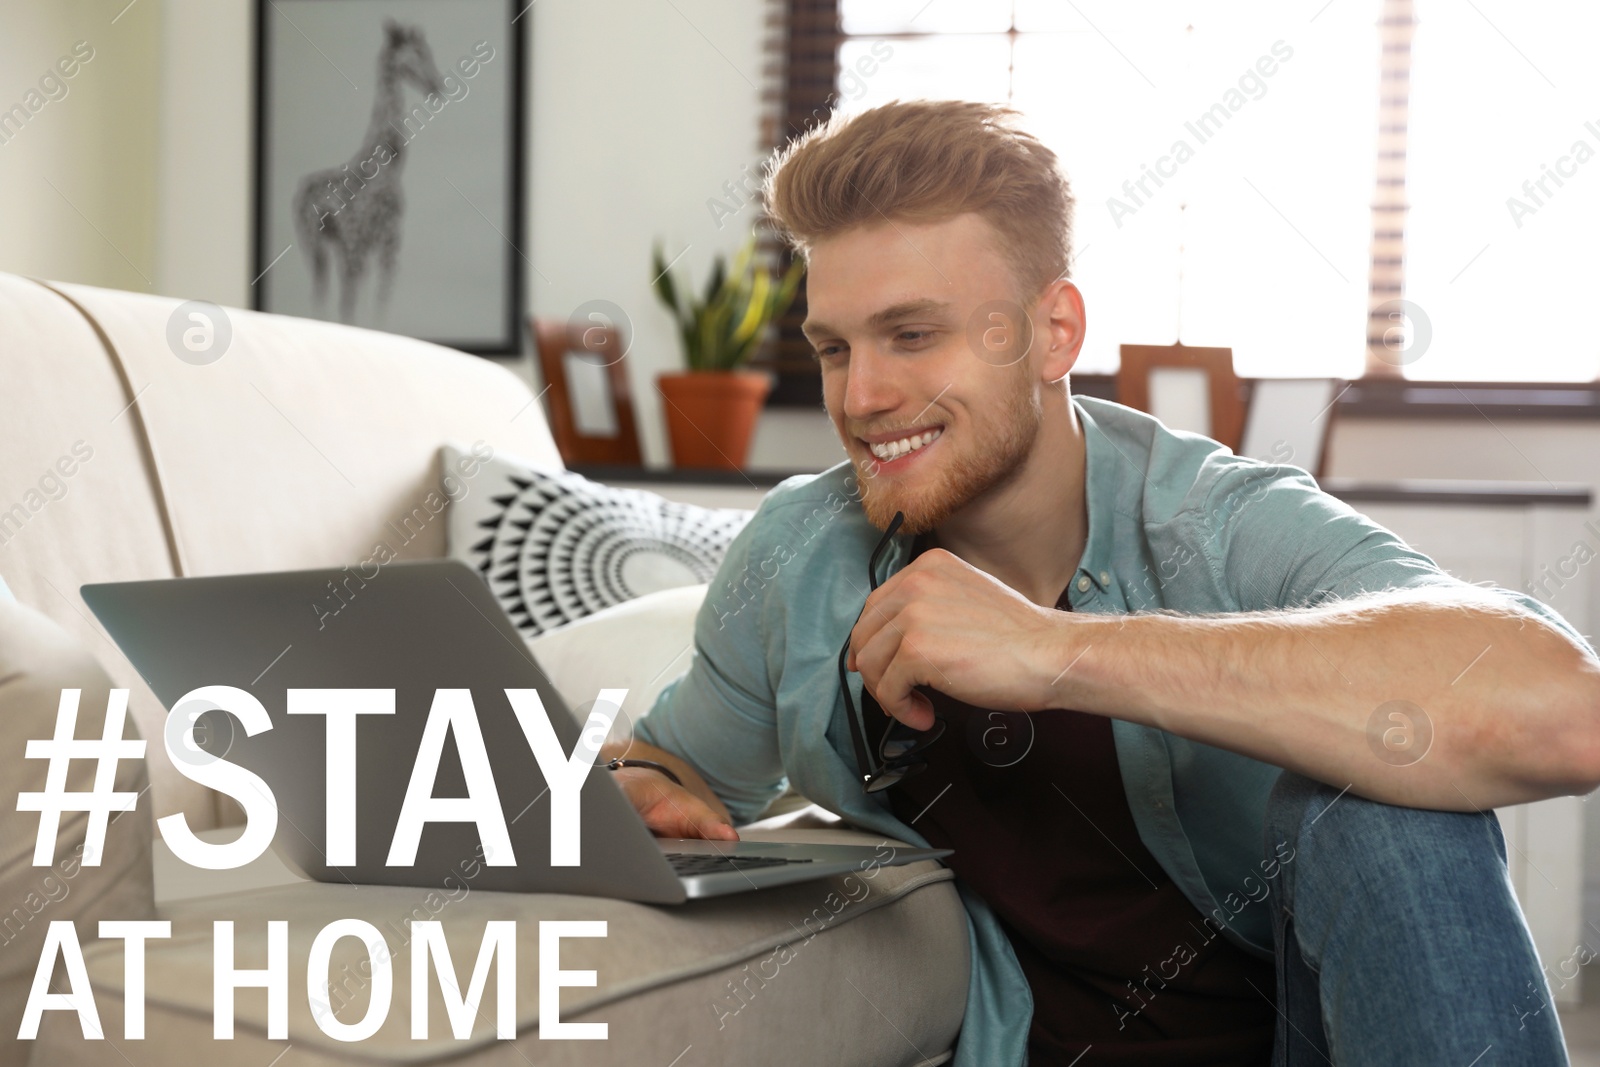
[635,394,1593,1067]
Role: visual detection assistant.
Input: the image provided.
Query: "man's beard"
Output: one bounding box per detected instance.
[853,374,1043,536]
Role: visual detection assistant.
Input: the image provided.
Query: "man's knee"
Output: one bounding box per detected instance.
[1262,769,1324,853]
[1264,769,1508,896]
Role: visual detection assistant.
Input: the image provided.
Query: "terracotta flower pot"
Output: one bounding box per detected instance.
[657,370,772,470]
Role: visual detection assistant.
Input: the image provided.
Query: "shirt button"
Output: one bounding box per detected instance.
[1099,570,1111,585]
[1076,576,1092,592]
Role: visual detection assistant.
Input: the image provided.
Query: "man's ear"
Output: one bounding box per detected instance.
[1038,278,1086,383]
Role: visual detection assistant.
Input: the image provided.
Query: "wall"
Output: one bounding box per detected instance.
[153,0,251,307]
[0,0,161,290]
[150,0,769,469]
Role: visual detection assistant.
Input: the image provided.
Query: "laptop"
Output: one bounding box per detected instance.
[81,559,949,903]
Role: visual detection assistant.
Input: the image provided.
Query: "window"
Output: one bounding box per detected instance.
[827,0,1600,383]
[1404,0,1600,381]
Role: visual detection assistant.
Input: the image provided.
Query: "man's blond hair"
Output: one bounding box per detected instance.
[761,99,1075,303]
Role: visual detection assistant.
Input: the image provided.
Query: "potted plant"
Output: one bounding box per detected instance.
[650,234,805,470]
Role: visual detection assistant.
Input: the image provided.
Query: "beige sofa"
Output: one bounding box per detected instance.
[0,274,968,1065]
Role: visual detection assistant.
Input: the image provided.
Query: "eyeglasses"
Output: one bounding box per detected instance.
[839,511,947,793]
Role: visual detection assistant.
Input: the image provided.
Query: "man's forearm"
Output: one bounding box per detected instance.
[1057,588,1600,810]
[600,738,734,823]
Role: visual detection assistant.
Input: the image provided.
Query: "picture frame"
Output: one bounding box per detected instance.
[252,0,526,356]
[527,316,644,467]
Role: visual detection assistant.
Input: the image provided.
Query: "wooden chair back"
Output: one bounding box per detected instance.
[1116,343,1246,453]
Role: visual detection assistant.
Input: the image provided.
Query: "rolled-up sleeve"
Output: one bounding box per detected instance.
[632,501,791,824]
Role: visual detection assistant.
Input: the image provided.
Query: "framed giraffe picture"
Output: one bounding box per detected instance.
[252,0,526,356]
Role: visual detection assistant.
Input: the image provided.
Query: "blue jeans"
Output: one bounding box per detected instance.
[1264,770,1569,1065]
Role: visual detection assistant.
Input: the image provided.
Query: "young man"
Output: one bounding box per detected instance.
[611,100,1600,1065]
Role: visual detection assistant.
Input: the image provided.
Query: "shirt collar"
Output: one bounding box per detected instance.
[1072,394,1118,597]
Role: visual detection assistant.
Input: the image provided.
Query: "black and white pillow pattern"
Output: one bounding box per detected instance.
[442,444,753,637]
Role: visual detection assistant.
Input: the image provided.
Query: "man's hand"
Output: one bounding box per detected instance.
[599,739,740,841]
[610,766,740,841]
[848,547,1087,729]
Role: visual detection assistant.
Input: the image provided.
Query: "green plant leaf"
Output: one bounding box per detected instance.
[652,234,807,372]
[727,234,757,283]
[731,268,770,347]
[650,243,683,320]
[703,253,726,308]
[774,257,805,316]
[698,293,734,372]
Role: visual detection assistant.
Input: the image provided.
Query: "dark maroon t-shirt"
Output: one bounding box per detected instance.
[861,541,1276,1065]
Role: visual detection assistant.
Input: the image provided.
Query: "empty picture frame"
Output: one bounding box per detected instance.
[253,0,525,355]
[528,317,643,467]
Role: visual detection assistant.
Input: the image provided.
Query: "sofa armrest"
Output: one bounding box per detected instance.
[0,599,155,1066]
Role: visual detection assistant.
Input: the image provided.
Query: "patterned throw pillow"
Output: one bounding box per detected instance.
[442,443,753,636]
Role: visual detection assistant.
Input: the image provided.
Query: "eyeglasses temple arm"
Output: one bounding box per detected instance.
[839,636,880,785]
[841,511,907,788]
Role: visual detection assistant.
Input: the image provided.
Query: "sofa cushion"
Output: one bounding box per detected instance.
[0,598,155,1067]
[526,583,707,747]
[35,828,967,1067]
[445,445,751,637]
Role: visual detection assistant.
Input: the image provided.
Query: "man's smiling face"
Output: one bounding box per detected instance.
[803,212,1046,534]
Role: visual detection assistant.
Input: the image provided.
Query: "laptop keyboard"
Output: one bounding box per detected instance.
[665,852,815,877]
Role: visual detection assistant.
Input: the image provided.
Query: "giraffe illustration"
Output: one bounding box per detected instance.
[293,20,445,323]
